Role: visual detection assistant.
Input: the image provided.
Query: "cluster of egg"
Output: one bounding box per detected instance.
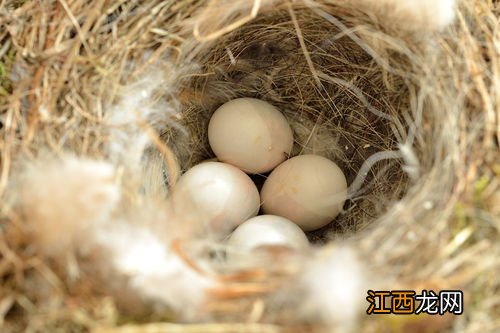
[170,98,347,253]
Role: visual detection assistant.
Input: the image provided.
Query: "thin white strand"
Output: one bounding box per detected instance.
[348,150,402,197]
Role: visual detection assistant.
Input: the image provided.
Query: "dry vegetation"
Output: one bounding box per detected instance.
[0,0,498,332]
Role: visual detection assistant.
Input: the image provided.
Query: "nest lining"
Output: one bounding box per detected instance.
[167,5,411,240]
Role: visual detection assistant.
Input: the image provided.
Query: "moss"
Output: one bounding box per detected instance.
[9,0,27,9]
[473,175,490,197]
[0,48,15,96]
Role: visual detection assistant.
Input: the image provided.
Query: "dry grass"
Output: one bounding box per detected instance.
[0,0,499,332]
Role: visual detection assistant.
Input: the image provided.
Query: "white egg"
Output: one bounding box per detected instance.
[227,215,309,252]
[171,162,260,236]
[261,155,347,231]
[208,98,294,174]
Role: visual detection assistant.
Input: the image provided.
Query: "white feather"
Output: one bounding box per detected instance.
[356,0,456,31]
[301,247,365,330]
[97,223,216,315]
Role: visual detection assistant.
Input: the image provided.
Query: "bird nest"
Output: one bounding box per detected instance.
[0,0,498,332]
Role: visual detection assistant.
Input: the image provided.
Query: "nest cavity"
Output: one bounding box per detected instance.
[166,3,414,241]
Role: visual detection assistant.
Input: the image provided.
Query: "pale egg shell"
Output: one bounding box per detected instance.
[208,98,293,174]
[227,215,309,252]
[171,162,260,237]
[261,155,347,231]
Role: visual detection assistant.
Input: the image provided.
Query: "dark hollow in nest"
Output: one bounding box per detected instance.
[165,7,411,243]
